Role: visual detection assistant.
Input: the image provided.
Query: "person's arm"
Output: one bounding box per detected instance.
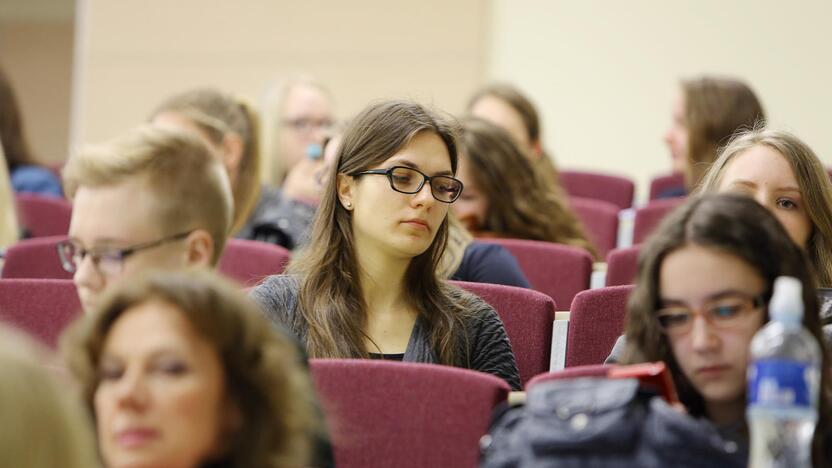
[453,242,531,288]
[464,298,522,391]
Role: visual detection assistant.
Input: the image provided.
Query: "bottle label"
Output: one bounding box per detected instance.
[747,359,815,408]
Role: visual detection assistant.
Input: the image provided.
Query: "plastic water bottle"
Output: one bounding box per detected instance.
[747,276,821,468]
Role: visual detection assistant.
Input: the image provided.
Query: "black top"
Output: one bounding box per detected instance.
[369,353,406,361]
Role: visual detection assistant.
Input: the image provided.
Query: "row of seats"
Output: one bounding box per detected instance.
[0,276,633,387]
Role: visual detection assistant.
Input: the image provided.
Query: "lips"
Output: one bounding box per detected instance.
[695,365,731,378]
[116,428,159,448]
[402,218,430,231]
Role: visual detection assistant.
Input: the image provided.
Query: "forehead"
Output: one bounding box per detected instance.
[470,95,528,139]
[659,244,765,301]
[383,131,452,174]
[284,84,332,117]
[720,145,798,188]
[70,178,166,245]
[102,300,205,355]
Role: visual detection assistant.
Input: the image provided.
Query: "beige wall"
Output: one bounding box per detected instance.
[488,0,832,202]
[74,0,489,147]
[0,19,74,164]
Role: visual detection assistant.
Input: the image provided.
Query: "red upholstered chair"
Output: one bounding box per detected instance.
[217,239,290,287]
[2,236,71,279]
[15,194,72,238]
[566,285,634,367]
[452,281,556,386]
[310,359,509,468]
[559,170,635,210]
[0,279,81,348]
[605,246,641,286]
[477,238,592,309]
[526,364,614,389]
[569,196,620,258]
[632,198,685,245]
[648,172,685,200]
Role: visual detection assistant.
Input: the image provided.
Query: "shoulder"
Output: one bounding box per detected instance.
[11,165,63,197]
[454,242,530,288]
[249,275,302,326]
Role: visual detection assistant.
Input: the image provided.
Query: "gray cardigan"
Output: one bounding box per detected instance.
[251,275,522,390]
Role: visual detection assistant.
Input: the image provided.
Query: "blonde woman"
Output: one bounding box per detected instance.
[697,127,832,287]
[0,324,99,468]
[0,141,20,249]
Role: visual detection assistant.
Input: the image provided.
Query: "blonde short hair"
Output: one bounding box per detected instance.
[63,125,233,265]
[0,324,99,468]
[698,127,832,287]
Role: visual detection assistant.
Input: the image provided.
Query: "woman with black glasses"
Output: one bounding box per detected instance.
[252,100,521,390]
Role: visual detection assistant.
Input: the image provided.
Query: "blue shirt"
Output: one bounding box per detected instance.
[11,165,63,197]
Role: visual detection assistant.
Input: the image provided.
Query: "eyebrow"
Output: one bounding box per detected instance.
[726,179,802,194]
[659,289,758,307]
[391,158,454,177]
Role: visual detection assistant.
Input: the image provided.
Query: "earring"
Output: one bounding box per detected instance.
[344,201,352,209]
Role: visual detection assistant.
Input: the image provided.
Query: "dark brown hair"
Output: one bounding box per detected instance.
[682,76,765,188]
[0,65,35,169]
[290,99,473,365]
[621,193,830,466]
[152,88,262,234]
[62,268,319,468]
[459,118,597,258]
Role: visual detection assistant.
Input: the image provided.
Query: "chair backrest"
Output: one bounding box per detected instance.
[632,198,685,245]
[15,194,72,238]
[477,238,592,309]
[526,364,613,389]
[559,170,635,210]
[310,359,509,468]
[0,279,81,348]
[648,172,685,200]
[605,246,641,286]
[452,281,556,386]
[2,236,71,279]
[217,239,290,287]
[569,196,620,258]
[566,285,634,367]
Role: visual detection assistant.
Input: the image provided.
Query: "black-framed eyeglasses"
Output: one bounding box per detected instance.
[56,231,193,276]
[351,166,463,203]
[655,292,767,336]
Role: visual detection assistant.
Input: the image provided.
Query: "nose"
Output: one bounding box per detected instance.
[411,180,436,207]
[115,368,150,410]
[689,315,719,353]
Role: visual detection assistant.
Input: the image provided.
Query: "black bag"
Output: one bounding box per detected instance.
[479,378,746,468]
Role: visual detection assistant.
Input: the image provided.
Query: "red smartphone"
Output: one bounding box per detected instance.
[608,361,679,404]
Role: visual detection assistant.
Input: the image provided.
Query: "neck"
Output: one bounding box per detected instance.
[354,238,411,317]
[705,397,746,427]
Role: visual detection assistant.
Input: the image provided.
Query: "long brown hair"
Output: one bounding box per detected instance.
[289,100,471,365]
[62,269,319,468]
[152,88,262,234]
[621,193,831,466]
[681,76,765,188]
[459,118,597,258]
[0,65,36,169]
[468,83,561,186]
[698,127,832,288]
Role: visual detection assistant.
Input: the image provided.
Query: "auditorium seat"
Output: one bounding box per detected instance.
[569,196,619,258]
[2,236,71,279]
[648,172,685,200]
[310,359,509,468]
[566,285,633,367]
[632,198,685,244]
[559,170,635,210]
[15,194,72,238]
[477,238,592,309]
[605,246,640,286]
[0,278,81,348]
[526,364,614,389]
[453,281,556,386]
[217,239,290,287]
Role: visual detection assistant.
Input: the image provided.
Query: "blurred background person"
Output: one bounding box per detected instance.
[0,142,20,250]
[662,75,765,197]
[453,118,597,259]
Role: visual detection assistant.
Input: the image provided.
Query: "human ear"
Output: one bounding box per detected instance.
[183,229,215,267]
[336,173,355,210]
[221,133,245,184]
[531,139,544,160]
